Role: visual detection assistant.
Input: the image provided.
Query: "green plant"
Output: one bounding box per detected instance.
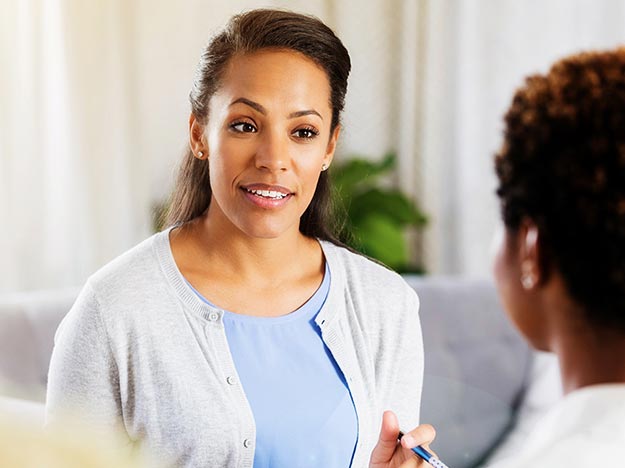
[331,152,428,272]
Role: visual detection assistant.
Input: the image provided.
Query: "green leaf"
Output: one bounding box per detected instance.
[348,188,428,227]
[331,159,376,194]
[329,152,428,272]
[331,153,397,197]
[378,152,396,172]
[353,214,407,270]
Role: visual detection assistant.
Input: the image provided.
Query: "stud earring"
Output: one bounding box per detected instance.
[197,151,204,159]
[521,274,536,290]
[321,163,328,171]
[521,260,536,290]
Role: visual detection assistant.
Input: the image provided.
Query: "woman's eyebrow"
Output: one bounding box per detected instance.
[288,109,322,120]
[230,97,266,114]
[230,97,322,120]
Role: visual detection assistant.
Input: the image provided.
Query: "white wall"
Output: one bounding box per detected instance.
[420,0,625,276]
[2,0,625,291]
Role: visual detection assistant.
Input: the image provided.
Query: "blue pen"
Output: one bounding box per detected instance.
[398,431,450,468]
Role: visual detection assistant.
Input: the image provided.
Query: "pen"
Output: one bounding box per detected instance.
[398,431,450,468]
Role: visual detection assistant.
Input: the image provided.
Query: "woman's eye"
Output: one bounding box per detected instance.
[293,127,319,139]
[230,122,257,133]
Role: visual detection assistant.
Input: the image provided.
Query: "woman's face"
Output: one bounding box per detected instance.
[492,224,548,351]
[195,49,339,240]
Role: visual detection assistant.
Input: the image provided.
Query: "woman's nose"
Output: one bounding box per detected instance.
[254,131,289,172]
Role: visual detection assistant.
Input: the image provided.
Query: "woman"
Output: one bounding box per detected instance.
[488,48,625,465]
[46,9,428,468]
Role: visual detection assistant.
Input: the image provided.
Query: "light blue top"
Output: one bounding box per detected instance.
[187,265,358,467]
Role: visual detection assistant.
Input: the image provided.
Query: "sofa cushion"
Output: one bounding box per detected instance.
[481,351,561,465]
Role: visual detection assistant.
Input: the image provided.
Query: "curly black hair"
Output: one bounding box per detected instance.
[495,47,625,332]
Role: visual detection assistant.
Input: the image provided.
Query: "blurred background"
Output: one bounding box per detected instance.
[2,0,625,292]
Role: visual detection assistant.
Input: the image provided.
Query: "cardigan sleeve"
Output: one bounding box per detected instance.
[45,282,125,436]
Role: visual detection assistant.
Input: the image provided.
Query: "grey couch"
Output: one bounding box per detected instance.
[406,276,561,467]
[0,277,560,468]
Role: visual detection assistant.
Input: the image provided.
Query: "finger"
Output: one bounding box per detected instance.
[369,410,401,464]
[397,457,426,468]
[400,424,437,452]
[397,457,425,468]
[379,410,401,445]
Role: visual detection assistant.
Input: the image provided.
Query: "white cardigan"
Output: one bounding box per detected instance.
[46,228,424,467]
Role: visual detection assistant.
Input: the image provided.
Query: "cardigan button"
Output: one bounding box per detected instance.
[208,312,219,321]
[243,438,252,448]
[226,376,236,385]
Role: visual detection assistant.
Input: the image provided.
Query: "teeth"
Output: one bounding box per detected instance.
[246,188,287,199]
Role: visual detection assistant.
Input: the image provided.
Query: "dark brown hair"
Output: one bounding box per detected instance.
[166,9,351,243]
[495,47,625,331]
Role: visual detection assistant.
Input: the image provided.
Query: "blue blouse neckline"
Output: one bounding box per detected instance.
[184,262,330,325]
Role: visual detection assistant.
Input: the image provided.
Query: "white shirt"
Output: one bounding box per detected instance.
[487,384,625,467]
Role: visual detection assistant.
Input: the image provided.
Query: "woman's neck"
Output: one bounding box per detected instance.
[554,327,625,394]
[172,212,323,289]
[545,293,625,393]
[538,275,625,394]
[169,213,326,317]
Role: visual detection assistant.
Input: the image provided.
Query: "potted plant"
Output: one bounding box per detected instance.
[331,152,427,273]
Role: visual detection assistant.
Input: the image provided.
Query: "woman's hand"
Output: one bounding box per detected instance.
[369,410,437,468]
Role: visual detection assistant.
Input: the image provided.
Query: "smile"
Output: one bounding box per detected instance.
[244,188,289,200]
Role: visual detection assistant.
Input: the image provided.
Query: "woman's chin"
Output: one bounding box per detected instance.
[238,222,298,241]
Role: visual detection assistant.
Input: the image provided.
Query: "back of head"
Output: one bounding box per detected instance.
[495,47,625,331]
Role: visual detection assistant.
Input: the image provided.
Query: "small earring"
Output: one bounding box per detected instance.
[521,260,536,290]
[197,151,204,159]
[321,163,328,171]
[521,274,536,290]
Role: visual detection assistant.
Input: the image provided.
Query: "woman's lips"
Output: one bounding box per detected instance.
[240,184,293,208]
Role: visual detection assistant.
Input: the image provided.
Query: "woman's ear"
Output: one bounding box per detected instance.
[518,219,541,290]
[189,114,208,159]
[323,125,341,169]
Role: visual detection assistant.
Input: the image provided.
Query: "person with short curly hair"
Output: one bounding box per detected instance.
[490,47,625,466]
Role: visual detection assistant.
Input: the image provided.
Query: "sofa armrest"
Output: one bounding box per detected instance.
[0,288,79,401]
[0,395,45,428]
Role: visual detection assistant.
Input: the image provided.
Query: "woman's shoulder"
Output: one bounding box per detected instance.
[59,230,173,336]
[320,240,417,299]
[320,241,421,349]
[87,230,169,299]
